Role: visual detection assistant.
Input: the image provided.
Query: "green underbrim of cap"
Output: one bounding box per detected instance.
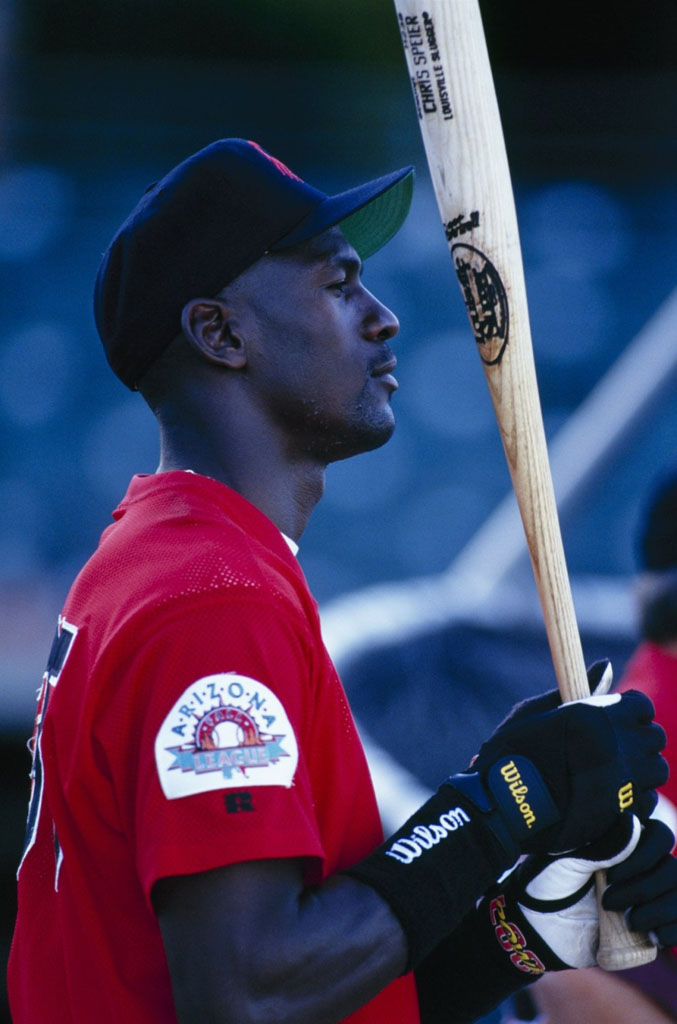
[339,169,414,260]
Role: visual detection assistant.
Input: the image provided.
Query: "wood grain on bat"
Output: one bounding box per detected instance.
[393,0,656,969]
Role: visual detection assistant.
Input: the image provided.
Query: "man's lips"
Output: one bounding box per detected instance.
[371,357,398,390]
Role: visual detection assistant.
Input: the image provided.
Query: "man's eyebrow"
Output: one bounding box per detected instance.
[323,253,363,276]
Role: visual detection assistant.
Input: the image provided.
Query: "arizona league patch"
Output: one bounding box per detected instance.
[155,673,298,799]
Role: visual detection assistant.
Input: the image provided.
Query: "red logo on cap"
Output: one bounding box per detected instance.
[247,140,303,183]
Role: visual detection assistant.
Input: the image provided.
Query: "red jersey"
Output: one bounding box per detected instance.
[9,472,420,1023]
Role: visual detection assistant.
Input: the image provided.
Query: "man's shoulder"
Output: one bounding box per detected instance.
[66,474,314,650]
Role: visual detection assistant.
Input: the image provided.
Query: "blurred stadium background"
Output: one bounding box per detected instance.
[1,1,676,1019]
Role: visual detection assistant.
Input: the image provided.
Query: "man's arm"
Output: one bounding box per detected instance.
[154,684,670,1023]
[153,858,408,1024]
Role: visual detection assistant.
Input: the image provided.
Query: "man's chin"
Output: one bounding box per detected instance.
[325,416,396,464]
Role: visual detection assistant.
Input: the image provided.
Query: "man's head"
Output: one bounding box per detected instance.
[139,224,402,465]
[94,139,414,391]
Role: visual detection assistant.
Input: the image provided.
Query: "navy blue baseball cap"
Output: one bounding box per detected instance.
[94,138,414,390]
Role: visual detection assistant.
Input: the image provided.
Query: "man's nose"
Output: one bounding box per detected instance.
[363,291,399,342]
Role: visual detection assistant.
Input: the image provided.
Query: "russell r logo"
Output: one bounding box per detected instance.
[225,791,254,814]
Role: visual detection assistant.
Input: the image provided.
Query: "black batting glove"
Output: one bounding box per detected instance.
[603,818,677,947]
[344,662,667,970]
[344,776,516,968]
[414,816,671,1024]
[452,662,667,855]
[480,814,643,974]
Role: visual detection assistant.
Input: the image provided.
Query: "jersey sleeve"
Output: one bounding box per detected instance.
[94,595,327,908]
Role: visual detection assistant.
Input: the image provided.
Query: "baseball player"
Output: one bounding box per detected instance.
[9,139,677,1024]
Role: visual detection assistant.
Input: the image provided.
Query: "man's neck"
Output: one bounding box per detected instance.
[156,427,326,543]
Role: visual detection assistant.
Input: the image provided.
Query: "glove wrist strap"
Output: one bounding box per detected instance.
[414,891,544,1024]
[446,771,520,863]
[344,784,516,969]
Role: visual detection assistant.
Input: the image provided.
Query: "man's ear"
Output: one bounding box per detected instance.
[180,298,247,370]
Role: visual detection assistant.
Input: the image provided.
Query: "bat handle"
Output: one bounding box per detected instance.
[595,871,657,970]
[552,643,657,968]
[589,672,657,968]
[534,580,657,968]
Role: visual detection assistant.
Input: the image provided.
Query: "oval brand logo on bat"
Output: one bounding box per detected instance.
[451,243,509,365]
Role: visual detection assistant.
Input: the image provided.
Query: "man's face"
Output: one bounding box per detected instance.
[229,228,400,463]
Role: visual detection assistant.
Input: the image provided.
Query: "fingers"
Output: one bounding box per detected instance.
[635,789,660,823]
[577,814,641,868]
[626,719,668,758]
[639,721,668,757]
[609,693,668,803]
[602,820,677,945]
[605,819,675,887]
[627,892,677,946]
[632,747,670,795]
[648,721,668,755]
[614,689,659,725]
[522,817,641,903]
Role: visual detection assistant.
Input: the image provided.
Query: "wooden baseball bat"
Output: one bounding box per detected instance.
[392,0,656,970]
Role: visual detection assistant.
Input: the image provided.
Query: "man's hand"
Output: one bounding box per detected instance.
[412,818,677,1024]
[452,664,667,855]
[478,816,677,976]
[345,663,667,970]
[489,816,643,972]
[604,818,677,947]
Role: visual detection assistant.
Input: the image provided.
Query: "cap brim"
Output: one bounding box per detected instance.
[270,166,414,260]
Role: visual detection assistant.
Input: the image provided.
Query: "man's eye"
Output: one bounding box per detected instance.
[329,280,348,294]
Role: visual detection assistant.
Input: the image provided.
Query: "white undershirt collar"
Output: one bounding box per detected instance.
[281,533,299,557]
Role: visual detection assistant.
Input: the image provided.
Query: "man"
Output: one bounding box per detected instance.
[8,139,677,1024]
